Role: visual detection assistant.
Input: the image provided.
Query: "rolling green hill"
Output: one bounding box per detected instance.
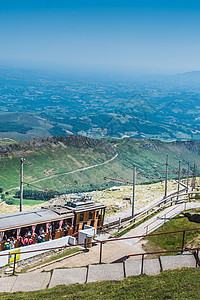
[0,136,200,198]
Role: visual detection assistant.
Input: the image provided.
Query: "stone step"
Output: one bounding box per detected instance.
[49,267,87,288]
[11,272,50,292]
[87,263,124,283]
[160,254,197,271]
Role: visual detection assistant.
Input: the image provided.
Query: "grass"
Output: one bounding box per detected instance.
[0,138,18,145]
[20,247,82,273]
[144,208,200,252]
[6,198,45,206]
[0,268,199,299]
[1,137,200,194]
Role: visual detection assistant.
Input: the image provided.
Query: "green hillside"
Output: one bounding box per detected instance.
[0,136,200,198]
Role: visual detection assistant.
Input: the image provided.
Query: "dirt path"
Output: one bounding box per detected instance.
[5,153,118,192]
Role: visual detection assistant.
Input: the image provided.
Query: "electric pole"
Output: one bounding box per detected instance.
[191,163,197,191]
[194,164,197,190]
[177,160,181,200]
[164,154,168,197]
[187,162,190,193]
[20,158,25,212]
[132,163,136,218]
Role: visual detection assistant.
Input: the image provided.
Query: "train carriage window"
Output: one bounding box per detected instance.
[80,213,84,222]
[89,211,93,219]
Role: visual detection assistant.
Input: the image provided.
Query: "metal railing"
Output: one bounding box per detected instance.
[144,202,184,234]
[101,187,200,235]
[1,226,200,275]
[110,187,188,236]
[116,247,200,273]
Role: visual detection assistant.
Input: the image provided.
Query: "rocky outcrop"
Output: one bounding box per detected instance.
[172,140,200,155]
[139,142,158,150]
[183,212,200,223]
[0,135,116,154]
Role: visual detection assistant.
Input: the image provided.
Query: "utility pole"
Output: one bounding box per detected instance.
[164,154,168,197]
[194,164,197,190]
[20,158,25,212]
[191,163,197,191]
[132,163,136,218]
[187,162,190,193]
[177,160,181,201]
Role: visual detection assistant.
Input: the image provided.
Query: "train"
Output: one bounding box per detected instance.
[0,197,106,251]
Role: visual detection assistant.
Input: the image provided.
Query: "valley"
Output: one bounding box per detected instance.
[1,68,200,142]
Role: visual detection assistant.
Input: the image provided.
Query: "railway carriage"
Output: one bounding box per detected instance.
[0,199,106,251]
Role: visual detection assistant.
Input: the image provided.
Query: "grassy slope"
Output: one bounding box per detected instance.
[0,137,117,193]
[1,136,200,196]
[112,138,200,183]
[0,268,199,299]
[145,208,200,252]
[0,138,18,145]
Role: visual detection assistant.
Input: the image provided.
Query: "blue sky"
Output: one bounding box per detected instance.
[0,1,200,74]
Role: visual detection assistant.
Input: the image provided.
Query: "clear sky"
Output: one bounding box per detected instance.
[0,0,200,74]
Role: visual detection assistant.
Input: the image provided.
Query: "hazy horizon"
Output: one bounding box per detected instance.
[0,1,200,75]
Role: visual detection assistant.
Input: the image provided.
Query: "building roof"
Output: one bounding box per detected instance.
[0,201,106,231]
[68,201,106,213]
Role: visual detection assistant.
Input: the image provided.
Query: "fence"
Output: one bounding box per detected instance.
[1,226,199,275]
[119,247,200,273]
[106,187,188,236]
[144,202,184,234]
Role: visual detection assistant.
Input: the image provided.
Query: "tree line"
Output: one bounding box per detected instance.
[15,189,56,200]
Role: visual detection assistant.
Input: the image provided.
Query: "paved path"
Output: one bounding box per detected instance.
[24,239,146,273]
[122,201,200,246]
[0,253,198,293]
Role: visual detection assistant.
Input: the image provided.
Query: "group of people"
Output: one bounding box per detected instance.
[36,226,46,243]
[2,226,46,250]
[1,220,72,251]
[3,230,35,250]
[4,237,16,250]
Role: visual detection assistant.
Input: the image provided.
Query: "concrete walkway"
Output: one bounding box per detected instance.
[24,239,146,272]
[0,253,198,293]
[122,201,200,245]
